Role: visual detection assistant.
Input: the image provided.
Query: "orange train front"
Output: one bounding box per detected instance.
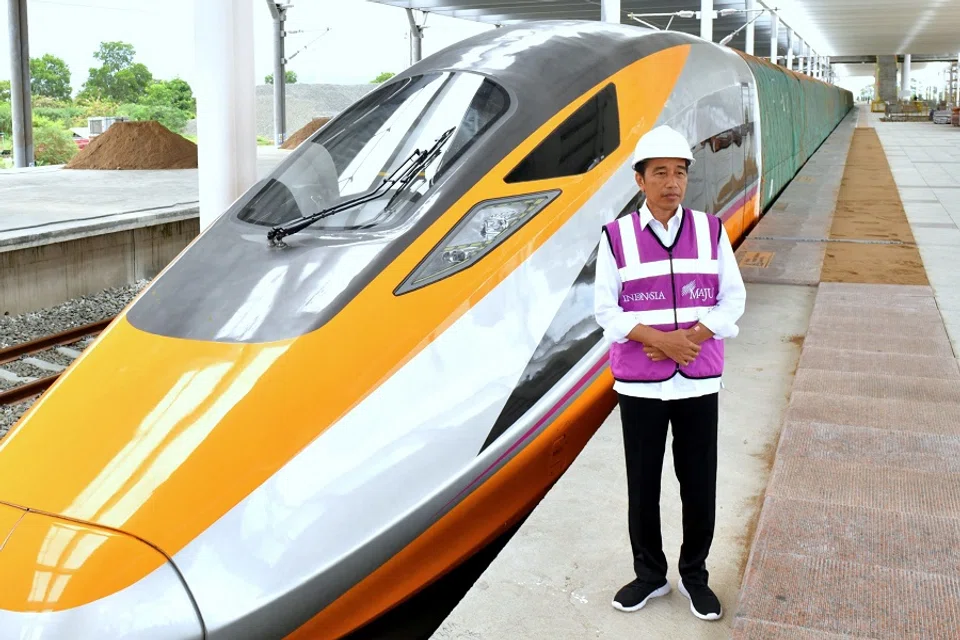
[0,21,850,639]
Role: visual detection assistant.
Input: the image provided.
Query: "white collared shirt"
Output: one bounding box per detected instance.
[594,203,747,400]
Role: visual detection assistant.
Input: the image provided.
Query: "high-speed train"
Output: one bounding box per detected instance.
[0,20,851,639]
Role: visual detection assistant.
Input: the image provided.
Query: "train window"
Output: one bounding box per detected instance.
[504,84,619,183]
[236,71,509,231]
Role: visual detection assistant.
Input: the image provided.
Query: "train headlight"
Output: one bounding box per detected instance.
[396,190,560,294]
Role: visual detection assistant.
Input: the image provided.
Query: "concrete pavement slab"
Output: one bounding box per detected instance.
[732,619,854,639]
[797,346,960,379]
[784,391,960,435]
[738,549,960,638]
[776,422,960,475]
[768,456,960,523]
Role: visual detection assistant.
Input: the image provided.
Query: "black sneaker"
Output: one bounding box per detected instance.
[611,579,671,612]
[678,578,723,621]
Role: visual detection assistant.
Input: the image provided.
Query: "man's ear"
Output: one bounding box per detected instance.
[634,172,644,191]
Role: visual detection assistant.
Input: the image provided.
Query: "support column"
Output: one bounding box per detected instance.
[194,0,257,230]
[769,12,778,65]
[600,0,620,23]
[745,0,755,56]
[786,29,794,71]
[406,9,423,64]
[8,0,33,168]
[901,53,912,99]
[701,0,713,42]
[267,1,287,147]
[877,55,898,103]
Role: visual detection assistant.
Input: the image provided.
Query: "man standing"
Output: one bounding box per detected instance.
[594,125,746,621]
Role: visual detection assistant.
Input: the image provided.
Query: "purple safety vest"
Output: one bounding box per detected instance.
[602,207,723,383]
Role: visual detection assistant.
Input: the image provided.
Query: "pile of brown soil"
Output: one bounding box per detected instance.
[65,121,198,170]
[280,117,330,150]
[820,128,928,285]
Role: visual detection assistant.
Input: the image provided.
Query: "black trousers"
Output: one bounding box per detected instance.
[618,392,718,587]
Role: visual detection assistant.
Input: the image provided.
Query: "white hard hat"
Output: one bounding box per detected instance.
[632,125,695,170]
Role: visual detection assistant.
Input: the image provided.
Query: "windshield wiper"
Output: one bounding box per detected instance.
[383,127,454,212]
[267,127,455,247]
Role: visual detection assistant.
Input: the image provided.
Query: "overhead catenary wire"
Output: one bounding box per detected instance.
[286,28,332,63]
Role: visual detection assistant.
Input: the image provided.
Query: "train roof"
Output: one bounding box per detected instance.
[394,20,702,96]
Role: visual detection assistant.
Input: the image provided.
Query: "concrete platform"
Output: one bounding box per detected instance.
[0,147,288,250]
[0,147,289,315]
[736,109,858,286]
[732,108,960,638]
[734,283,960,638]
[860,109,960,355]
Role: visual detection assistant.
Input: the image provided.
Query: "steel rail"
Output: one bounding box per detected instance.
[0,316,115,404]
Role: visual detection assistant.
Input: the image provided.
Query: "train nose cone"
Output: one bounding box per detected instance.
[0,503,203,639]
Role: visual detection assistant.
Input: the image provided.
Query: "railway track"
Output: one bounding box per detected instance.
[0,317,115,405]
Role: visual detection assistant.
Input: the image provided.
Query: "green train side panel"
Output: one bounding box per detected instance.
[737,52,854,213]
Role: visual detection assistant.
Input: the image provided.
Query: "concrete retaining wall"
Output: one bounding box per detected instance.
[0,218,199,316]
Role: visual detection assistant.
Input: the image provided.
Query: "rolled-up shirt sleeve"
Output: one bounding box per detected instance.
[594,231,639,344]
[697,225,746,340]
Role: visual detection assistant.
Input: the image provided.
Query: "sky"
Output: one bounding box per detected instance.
[0,0,493,91]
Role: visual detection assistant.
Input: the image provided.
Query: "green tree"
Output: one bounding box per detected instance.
[71,98,122,125]
[33,105,84,128]
[164,78,196,114]
[30,54,72,101]
[265,70,298,84]
[141,79,195,115]
[117,103,188,134]
[0,80,10,102]
[78,41,153,104]
[32,116,78,165]
[372,72,395,83]
[0,103,11,136]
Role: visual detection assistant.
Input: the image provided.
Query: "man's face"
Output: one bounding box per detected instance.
[635,158,688,211]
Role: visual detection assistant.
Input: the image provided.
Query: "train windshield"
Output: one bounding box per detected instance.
[238,71,510,233]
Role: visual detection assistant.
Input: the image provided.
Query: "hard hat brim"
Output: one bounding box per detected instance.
[632,156,696,171]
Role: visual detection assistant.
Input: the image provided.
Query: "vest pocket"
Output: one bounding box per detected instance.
[610,340,677,382]
[681,340,724,378]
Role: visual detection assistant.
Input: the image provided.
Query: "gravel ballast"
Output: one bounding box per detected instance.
[0,280,150,435]
[0,402,32,438]
[0,280,148,348]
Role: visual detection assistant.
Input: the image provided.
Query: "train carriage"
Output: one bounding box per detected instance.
[0,20,850,639]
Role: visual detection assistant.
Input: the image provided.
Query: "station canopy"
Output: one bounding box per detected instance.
[370,0,960,57]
